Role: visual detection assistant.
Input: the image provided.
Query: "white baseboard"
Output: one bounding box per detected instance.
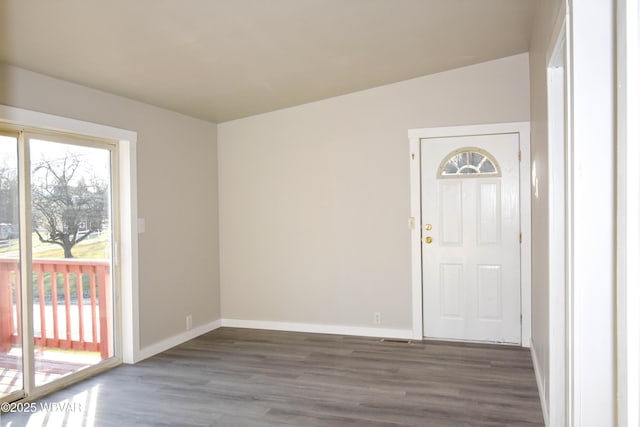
[133,318,413,363]
[530,342,549,426]
[221,318,414,340]
[134,319,222,363]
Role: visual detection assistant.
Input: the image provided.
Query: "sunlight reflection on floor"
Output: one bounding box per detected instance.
[2,383,100,427]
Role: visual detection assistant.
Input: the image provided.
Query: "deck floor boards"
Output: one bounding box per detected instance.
[1,328,544,426]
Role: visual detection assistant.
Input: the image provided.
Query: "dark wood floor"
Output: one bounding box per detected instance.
[1,328,544,426]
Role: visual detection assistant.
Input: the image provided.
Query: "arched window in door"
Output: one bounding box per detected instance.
[437,147,501,178]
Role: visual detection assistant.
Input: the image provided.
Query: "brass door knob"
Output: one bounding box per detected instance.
[424,236,433,244]
[424,224,432,231]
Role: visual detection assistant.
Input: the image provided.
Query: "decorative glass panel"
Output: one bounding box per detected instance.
[438,147,500,178]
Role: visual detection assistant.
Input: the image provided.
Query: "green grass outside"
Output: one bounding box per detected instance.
[34,238,111,259]
[0,232,110,259]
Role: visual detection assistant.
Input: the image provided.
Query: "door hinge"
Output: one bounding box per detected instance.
[518,150,522,161]
[520,314,523,324]
[519,232,522,243]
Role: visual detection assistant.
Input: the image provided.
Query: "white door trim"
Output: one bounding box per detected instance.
[0,104,140,364]
[616,0,640,425]
[546,16,568,426]
[408,122,531,346]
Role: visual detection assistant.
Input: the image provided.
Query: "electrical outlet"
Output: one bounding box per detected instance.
[374,312,381,325]
[186,314,193,330]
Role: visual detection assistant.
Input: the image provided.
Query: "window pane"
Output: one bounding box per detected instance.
[29,138,114,388]
[479,161,496,173]
[439,148,499,178]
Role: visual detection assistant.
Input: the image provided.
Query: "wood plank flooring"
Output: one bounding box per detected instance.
[1,328,544,426]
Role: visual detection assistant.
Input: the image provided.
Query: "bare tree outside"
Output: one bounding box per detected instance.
[0,156,18,236]
[0,138,18,243]
[31,147,109,258]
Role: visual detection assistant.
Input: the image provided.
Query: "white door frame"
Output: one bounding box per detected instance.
[0,104,140,366]
[546,9,568,425]
[616,0,640,425]
[408,122,531,346]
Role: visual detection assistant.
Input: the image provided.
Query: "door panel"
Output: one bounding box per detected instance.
[29,137,115,388]
[421,133,521,344]
[440,263,463,318]
[477,264,502,320]
[478,182,500,243]
[439,182,462,245]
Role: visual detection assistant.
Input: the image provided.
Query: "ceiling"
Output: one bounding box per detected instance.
[0,0,536,123]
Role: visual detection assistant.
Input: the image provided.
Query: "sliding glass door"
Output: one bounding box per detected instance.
[0,130,117,403]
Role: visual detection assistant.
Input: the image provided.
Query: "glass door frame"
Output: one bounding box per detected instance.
[1,126,123,403]
[0,129,24,404]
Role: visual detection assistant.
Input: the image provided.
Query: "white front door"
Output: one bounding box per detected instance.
[421,133,521,344]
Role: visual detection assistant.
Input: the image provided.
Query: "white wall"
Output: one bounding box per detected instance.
[218,54,530,332]
[0,64,221,349]
[528,0,564,422]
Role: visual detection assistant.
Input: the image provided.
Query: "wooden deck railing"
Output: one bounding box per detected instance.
[0,258,112,359]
